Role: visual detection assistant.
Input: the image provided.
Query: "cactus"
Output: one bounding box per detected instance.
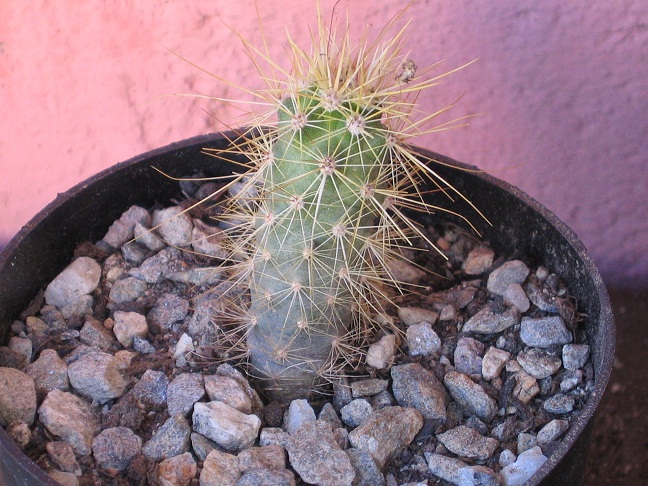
[207,8,482,401]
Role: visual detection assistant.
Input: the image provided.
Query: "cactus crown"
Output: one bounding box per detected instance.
[203,6,482,401]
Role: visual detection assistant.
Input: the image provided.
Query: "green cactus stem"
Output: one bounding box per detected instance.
[207,10,485,401]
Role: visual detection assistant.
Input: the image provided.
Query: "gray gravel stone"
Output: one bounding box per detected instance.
[93,426,142,472]
[152,206,194,248]
[109,276,148,303]
[318,402,343,429]
[166,266,222,286]
[406,322,442,356]
[516,432,538,454]
[259,427,290,447]
[167,372,205,416]
[130,369,168,409]
[559,370,583,393]
[24,349,69,399]
[487,260,530,296]
[348,406,423,469]
[543,392,575,415]
[102,205,151,249]
[67,351,128,404]
[517,348,562,379]
[391,363,448,421]
[437,425,499,461]
[142,414,191,461]
[79,318,118,351]
[286,420,355,486]
[340,399,373,427]
[0,367,37,426]
[562,344,590,371]
[190,432,218,462]
[537,419,569,444]
[462,306,520,334]
[520,316,572,347]
[192,401,261,452]
[237,468,296,486]
[500,446,547,486]
[134,221,167,252]
[147,293,190,330]
[425,452,470,484]
[457,465,502,486]
[38,389,101,456]
[128,247,183,284]
[351,378,389,398]
[285,398,317,435]
[347,448,386,486]
[454,337,485,375]
[44,257,101,308]
[443,371,497,421]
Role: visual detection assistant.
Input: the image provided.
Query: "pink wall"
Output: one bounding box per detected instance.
[1,1,646,287]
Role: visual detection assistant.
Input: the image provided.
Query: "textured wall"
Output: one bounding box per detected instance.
[1,1,646,287]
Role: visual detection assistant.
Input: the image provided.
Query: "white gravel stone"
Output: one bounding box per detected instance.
[113,311,148,348]
[406,322,442,356]
[152,206,194,248]
[499,449,517,467]
[44,257,101,308]
[366,334,397,370]
[38,389,100,456]
[285,399,317,435]
[0,367,37,426]
[487,260,530,296]
[503,283,530,312]
[67,351,128,404]
[192,401,261,452]
[398,306,439,326]
[500,446,547,486]
[482,347,511,381]
[458,465,502,486]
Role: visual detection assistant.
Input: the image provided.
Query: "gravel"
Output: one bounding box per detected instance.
[0,189,596,485]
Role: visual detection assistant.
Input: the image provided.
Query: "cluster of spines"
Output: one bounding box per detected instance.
[201,8,484,401]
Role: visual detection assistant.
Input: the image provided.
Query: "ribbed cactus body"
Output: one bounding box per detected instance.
[211,12,481,402]
[246,90,390,398]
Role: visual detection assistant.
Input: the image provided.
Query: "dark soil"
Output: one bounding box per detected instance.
[583,288,648,485]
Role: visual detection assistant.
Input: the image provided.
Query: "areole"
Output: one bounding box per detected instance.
[0,132,614,485]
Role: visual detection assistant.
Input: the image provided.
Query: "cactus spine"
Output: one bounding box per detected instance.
[211,9,480,401]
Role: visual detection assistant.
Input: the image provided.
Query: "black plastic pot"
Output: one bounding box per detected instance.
[0,132,614,485]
